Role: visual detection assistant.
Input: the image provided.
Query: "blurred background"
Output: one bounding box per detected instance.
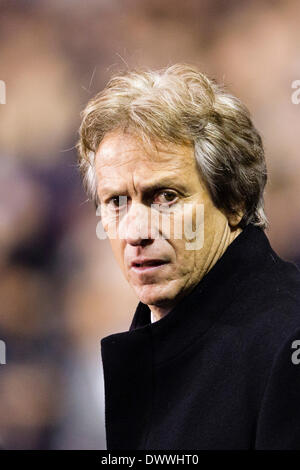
[0,0,299,449]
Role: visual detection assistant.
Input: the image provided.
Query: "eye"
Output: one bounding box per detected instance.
[154,190,178,206]
[107,196,128,210]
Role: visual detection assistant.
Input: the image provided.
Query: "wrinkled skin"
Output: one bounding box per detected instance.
[95,129,243,321]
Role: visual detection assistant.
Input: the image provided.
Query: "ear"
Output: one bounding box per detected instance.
[228,209,244,229]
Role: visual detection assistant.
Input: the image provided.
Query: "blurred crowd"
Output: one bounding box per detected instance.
[0,0,299,449]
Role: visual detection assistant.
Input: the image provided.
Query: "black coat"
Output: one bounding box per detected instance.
[101,224,300,449]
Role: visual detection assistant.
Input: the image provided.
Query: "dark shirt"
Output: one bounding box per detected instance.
[100,224,300,449]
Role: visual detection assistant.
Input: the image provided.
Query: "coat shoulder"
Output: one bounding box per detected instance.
[225,247,300,354]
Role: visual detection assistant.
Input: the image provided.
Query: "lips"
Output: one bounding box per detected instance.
[130,259,169,273]
[131,259,168,268]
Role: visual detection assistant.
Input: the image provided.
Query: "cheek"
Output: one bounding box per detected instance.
[171,239,196,275]
[109,239,125,269]
[172,203,202,243]
[171,203,208,274]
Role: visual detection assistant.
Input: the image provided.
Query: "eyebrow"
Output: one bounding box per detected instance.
[100,177,187,198]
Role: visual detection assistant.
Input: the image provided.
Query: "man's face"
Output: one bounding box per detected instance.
[95,129,239,312]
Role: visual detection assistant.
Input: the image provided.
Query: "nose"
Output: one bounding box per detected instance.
[120,202,155,246]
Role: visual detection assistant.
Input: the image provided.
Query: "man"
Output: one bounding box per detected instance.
[77,64,300,449]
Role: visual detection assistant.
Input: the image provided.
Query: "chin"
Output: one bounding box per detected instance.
[135,284,176,307]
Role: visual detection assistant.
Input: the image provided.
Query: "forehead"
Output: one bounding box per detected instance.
[95,130,196,175]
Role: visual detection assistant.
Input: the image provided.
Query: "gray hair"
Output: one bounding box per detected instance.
[77,63,268,229]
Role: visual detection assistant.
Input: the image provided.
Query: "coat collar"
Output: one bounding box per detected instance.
[101,224,272,366]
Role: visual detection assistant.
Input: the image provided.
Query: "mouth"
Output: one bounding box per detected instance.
[131,260,169,273]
